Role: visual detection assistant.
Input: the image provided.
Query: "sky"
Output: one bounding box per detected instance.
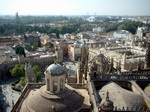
[0,0,150,16]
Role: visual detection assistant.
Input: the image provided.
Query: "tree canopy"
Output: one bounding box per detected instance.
[11,64,42,86]
[11,64,25,77]
[32,65,42,82]
[54,60,63,65]
[105,24,118,32]
[15,45,26,57]
[118,21,143,34]
[0,16,84,36]
[19,77,26,86]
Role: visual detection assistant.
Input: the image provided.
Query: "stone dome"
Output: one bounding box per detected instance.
[99,91,114,111]
[98,82,147,110]
[46,63,65,76]
[20,85,84,112]
[144,84,150,98]
[100,100,114,111]
[103,100,113,107]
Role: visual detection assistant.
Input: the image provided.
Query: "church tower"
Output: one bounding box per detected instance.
[15,12,20,24]
[55,44,63,61]
[76,42,89,84]
[108,58,114,73]
[77,58,82,84]
[25,63,36,83]
[80,42,89,79]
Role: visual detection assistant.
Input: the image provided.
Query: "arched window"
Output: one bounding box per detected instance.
[60,79,63,90]
[53,81,57,92]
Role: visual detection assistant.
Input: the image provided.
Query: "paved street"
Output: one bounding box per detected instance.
[0,79,20,112]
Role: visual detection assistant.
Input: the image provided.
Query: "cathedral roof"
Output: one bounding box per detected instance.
[20,85,84,112]
[46,63,65,76]
[98,82,147,110]
[144,84,150,98]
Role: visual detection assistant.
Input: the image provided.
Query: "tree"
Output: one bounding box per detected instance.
[11,64,25,77]
[15,45,26,57]
[32,65,42,82]
[56,29,60,38]
[0,24,5,34]
[118,21,143,34]
[105,24,117,32]
[54,60,63,65]
[19,77,26,86]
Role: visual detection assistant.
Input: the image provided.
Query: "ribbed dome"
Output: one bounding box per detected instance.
[46,63,65,76]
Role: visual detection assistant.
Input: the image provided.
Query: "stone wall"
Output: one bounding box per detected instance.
[112,59,145,71]
[0,56,55,80]
[87,72,99,112]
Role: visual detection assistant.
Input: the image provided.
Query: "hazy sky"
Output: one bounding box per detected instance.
[0,0,150,16]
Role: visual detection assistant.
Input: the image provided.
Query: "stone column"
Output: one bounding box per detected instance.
[50,79,53,92]
[63,77,65,89]
[57,78,60,92]
[122,53,126,65]
[46,78,50,91]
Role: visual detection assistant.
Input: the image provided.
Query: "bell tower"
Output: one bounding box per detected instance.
[55,44,63,61]
[25,63,36,83]
[15,12,20,24]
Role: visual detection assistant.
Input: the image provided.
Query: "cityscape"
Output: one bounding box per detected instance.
[0,0,150,112]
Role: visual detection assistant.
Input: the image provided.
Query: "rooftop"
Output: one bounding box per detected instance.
[98,82,147,110]
[12,84,90,112]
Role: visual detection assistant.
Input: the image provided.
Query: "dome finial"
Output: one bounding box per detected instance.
[106,91,109,100]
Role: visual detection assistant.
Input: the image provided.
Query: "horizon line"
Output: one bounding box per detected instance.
[0,14,150,17]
